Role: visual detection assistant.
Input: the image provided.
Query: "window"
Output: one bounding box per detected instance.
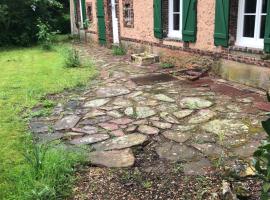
[168,0,182,39]
[123,0,134,28]
[236,0,268,49]
[86,2,93,22]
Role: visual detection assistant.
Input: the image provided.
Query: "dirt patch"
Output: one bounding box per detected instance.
[131,74,178,86]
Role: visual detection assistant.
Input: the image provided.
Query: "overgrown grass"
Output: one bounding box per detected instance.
[14,143,86,200]
[0,45,96,199]
[160,62,174,69]
[112,45,126,56]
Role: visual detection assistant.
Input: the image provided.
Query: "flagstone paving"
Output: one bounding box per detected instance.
[30,44,268,183]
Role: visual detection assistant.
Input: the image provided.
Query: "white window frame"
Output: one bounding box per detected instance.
[236,0,267,49]
[168,0,183,39]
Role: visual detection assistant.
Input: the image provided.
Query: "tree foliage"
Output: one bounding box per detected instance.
[0,0,70,46]
[254,92,270,199]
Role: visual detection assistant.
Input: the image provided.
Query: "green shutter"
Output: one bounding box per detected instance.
[264,0,270,53]
[154,0,163,39]
[214,0,230,47]
[182,0,197,42]
[81,0,87,28]
[97,0,106,45]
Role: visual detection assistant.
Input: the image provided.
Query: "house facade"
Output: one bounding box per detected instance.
[70,0,270,88]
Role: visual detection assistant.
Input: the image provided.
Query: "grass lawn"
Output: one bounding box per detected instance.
[0,45,96,199]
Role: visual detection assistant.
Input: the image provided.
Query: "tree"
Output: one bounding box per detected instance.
[0,0,70,46]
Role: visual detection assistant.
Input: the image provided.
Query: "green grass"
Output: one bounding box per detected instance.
[0,45,96,199]
[112,45,126,56]
[160,62,174,69]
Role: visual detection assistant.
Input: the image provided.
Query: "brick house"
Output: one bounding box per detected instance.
[70,0,270,89]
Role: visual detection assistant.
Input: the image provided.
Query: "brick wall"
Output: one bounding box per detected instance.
[190,0,216,51]
[75,0,270,67]
[118,0,159,43]
[86,0,98,33]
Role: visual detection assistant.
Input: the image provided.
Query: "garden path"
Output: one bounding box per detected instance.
[30,44,269,198]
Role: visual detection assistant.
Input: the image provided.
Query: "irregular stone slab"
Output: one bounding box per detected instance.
[30,122,49,133]
[84,99,110,108]
[180,97,213,109]
[151,121,172,129]
[193,133,216,143]
[128,91,143,98]
[220,137,248,148]
[162,131,191,143]
[124,107,134,116]
[112,98,132,107]
[174,125,197,132]
[188,109,216,124]
[126,125,137,133]
[70,134,109,145]
[150,116,160,121]
[54,115,81,130]
[156,104,178,112]
[119,124,128,129]
[138,125,159,135]
[141,99,159,106]
[96,86,130,98]
[133,96,147,102]
[173,110,193,119]
[110,129,125,137]
[107,110,123,118]
[160,112,179,124]
[183,158,213,175]
[154,94,175,102]
[72,126,98,135]
[63,132,85,139]
[202,119,249,137]
[192,143,224,158]
[156,142,202,162]
[133,119,148,125]
[254,102,270,112]
[79,116,113,125]
[100,106,123,111]
[110,118,133,125]
[136,107,156,119]
[99,123,119,131]
[232,141,261,158]
[227,104,242,113]
[52,103,64,115]
[83,110,105,119]
[88,149,135,168]
[236,98,253,103]
[93,133,147,151]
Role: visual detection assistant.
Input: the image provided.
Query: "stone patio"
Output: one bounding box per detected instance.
[30,44,269,177]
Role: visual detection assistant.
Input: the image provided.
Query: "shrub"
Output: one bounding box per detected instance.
[36,19,57,50]
[254,92,270,199]
[112,45,126,56]
[161,62,174,69]
[64,48,81,68]
[0,0,68,46]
